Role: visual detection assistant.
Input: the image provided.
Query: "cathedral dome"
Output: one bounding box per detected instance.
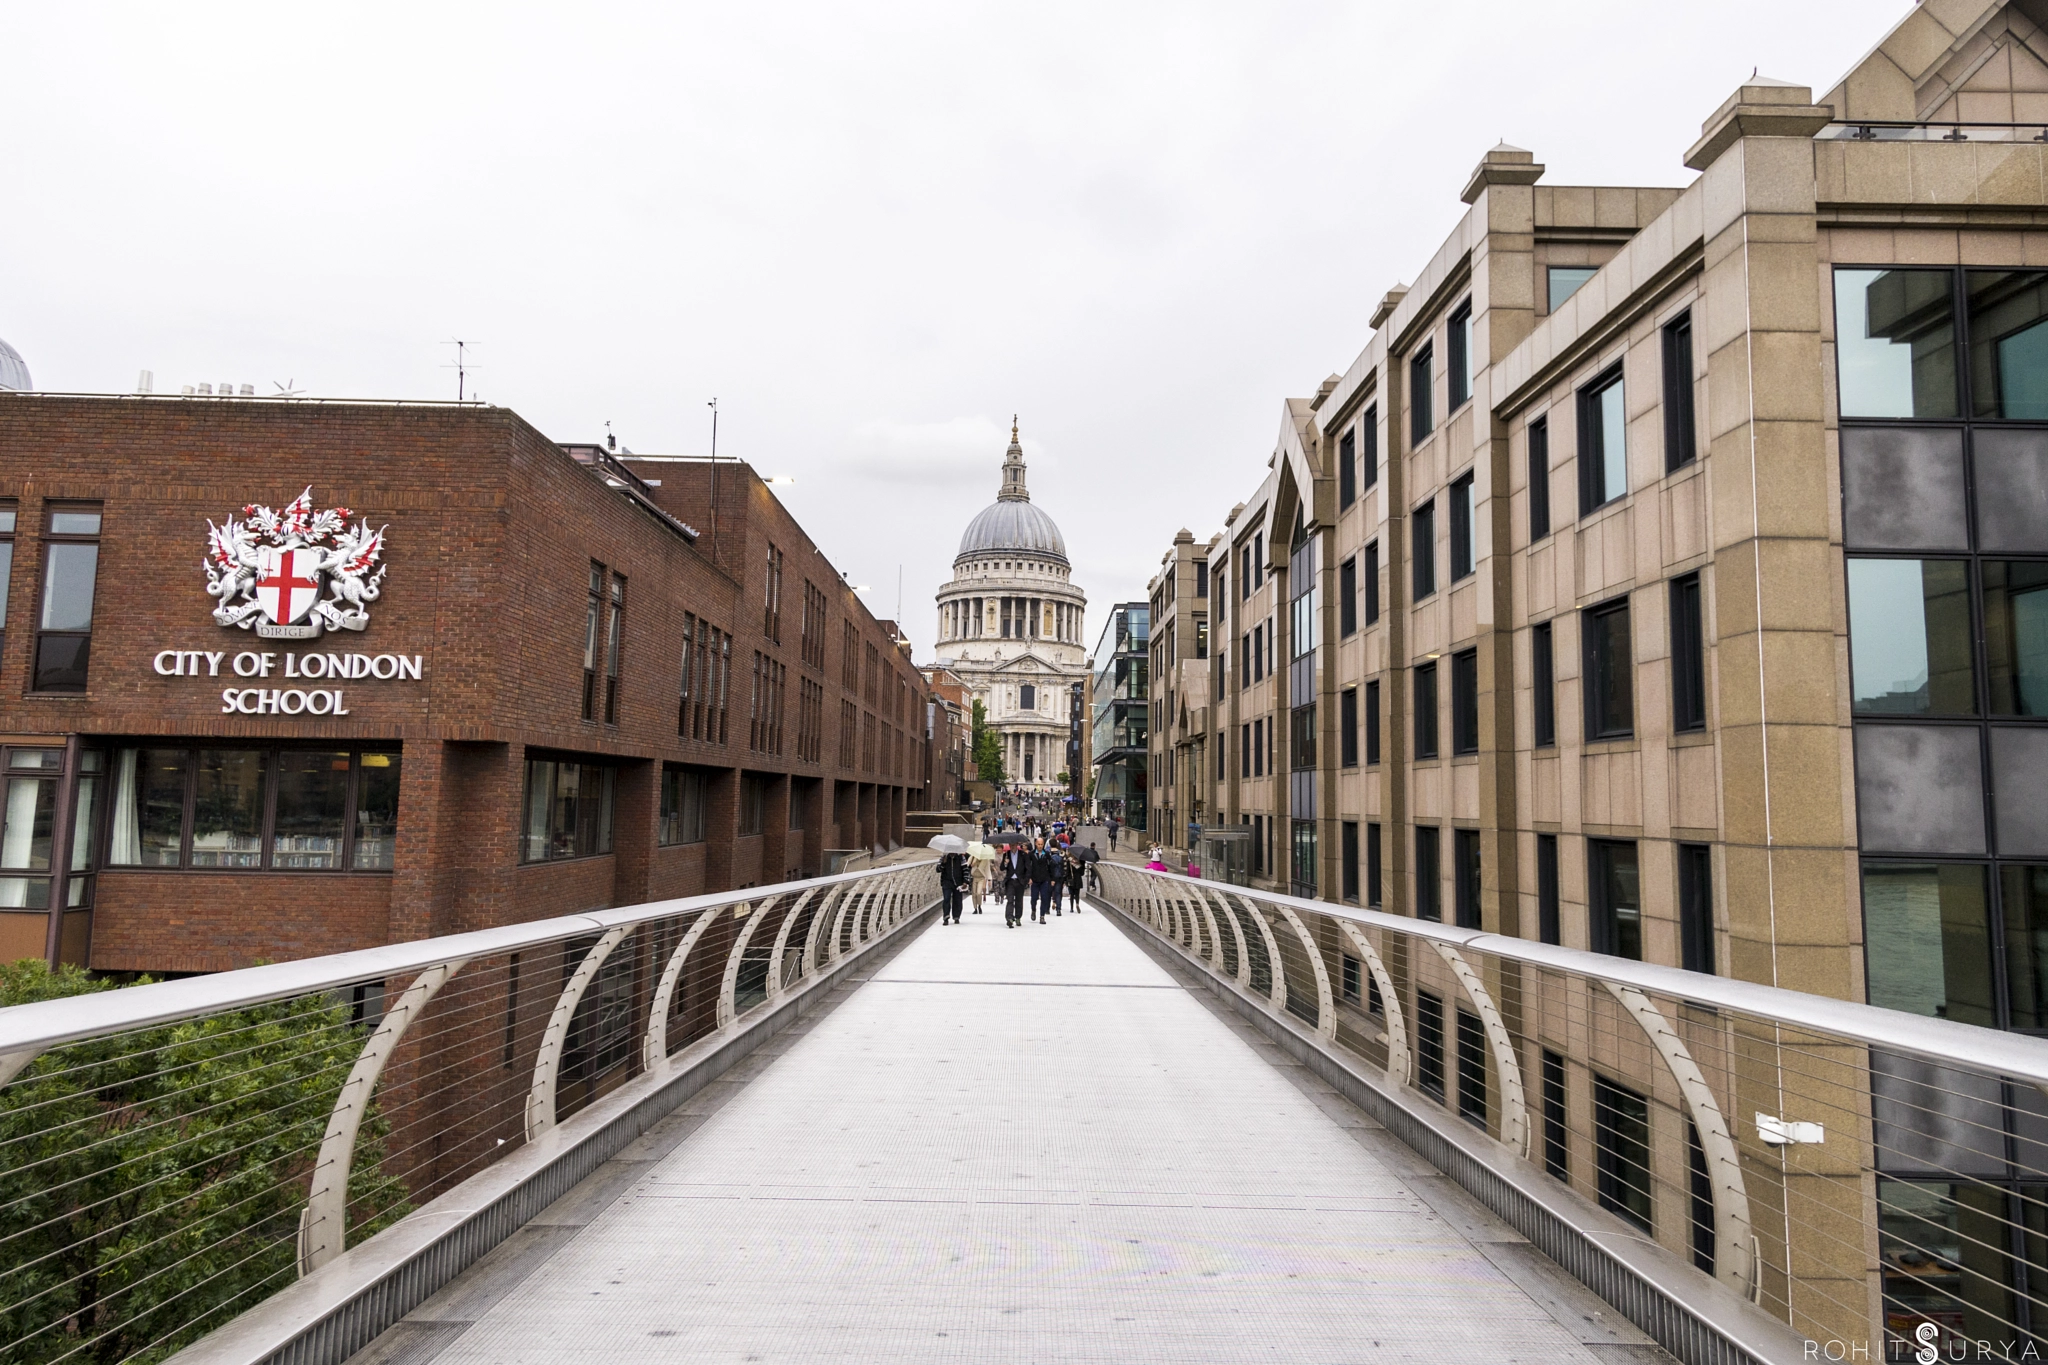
[0,337,31,393]
[954,419,1068,565]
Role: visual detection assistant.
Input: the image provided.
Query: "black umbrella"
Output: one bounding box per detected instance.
[1074,845,1101,863]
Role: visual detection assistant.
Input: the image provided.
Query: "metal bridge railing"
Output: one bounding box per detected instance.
[1095,865,2048,1364]
[0,861,937,1365]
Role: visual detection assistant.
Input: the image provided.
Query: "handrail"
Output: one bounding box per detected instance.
[1132,868,2048,1085]
[0,862,935,1059]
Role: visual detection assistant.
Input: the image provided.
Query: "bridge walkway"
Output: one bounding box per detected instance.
[349,901,1672,1364]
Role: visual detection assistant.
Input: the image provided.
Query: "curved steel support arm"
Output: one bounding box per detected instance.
[527,924,634,1140]
[1188,890,1225,975]
[1602,980,1756,1297]
[298,958,470,1276]
[1233,893,1288,1012]
[1204,886,1250,986]
[800,883,850,980]
[1337,922,1408,1084]
[644,909,722,1072]
[715,901,765,1028]
[766,887,821,1002]
[1431,942,1529,1157]
[1272,902,1337,1039]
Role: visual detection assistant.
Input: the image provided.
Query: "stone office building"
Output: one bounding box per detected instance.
[1174,0,2048,1335]
[0,392,934,974]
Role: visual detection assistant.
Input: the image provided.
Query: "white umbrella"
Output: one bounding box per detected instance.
[927,833,969,854]
[966,841,997,862]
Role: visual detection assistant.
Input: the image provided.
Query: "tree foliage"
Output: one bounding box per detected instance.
[969,700,1005,784]
[0,961,409,1364]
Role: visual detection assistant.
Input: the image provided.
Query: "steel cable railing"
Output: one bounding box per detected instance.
[1095,864,2048,1363]
[0,861,937,1365]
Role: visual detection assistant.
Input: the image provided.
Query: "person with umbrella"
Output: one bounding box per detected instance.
[966,839,997,913]
[1065,843,1087,912]
[928,834,969,924]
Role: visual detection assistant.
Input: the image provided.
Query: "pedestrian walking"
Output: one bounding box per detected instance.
[1000,844,1029,927]
[1065,851,1086,912]
[970,854,990,914]
[1029,838,1057,923]
[938,849,967,924]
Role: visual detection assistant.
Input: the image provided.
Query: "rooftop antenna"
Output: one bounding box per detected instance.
[605,420,616,452]
[442,339,476,403]
[272,379,305,400]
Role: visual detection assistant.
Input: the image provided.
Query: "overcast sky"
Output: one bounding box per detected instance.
[4,0,1889,657]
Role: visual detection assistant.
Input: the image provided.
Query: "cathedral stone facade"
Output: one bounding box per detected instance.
[933,424,1087,793]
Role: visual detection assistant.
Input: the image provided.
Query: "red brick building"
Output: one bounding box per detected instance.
[0,394,935,973]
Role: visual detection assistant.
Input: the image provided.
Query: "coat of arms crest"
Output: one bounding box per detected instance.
[205,487,387,639]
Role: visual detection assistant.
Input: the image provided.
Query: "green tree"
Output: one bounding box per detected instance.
[0,960,409,1364]
[970,700,1005,784]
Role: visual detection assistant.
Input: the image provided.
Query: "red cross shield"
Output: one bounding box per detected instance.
[255,546,322,625]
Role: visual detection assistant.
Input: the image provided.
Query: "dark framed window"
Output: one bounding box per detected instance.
[1455,1007,1487,1125]
[1454,827,1481,929]
[1663,311,1696,470]
[107,745,400,872]
[1412,502,1436,600]
[1364,679,1381,765]
[1449,471,1475,581]
[1339,687,1359,767]
[1410,345,1434,445]
[34,504,101,694]
[582,562,604,721]
[1195,560,1209,597]
[521,758,614,863]
[0,504,13,673]
[1341,820,1359,903]
[1582,597,1634,740]
[1416,989,1445,1099]
[1532,621,1556,747]
[1413,662,1438,759]
[1363,541,1381,624]
[739,773,769,836]
[1291,818,1316,898]
[1528,417,1551,542]
[1340,952,1361,1001]
[1577,366,1628,515]
[1451,648,1479,755]
[1537,833,1560,945]
[1680,842,1713,973]
[1339,557,1357,636]
[1542,1050,1569,1179]
[1366,822,1383,907]
[0,747,103,911]
[1338,429,1357,509]
[1361,405,1380,487]
[1589,838,1641,960]
[1847,559,1974,715]
[1240,722,1251,778]
[1448,300,1473,410]
[1834,267,1959,420]
[604,573,625,725]
[1416,825,1441,921]
[1289,703,1316,772]
[658,766,709,846]
[1252,718,1264,778]
[1671,573,1706,731]
[1594,1074,1653,1232]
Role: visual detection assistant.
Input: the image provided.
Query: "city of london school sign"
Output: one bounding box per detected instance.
[150,487,423,715]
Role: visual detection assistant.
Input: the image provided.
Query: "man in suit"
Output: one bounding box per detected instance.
[1000,843,1029,927]
[1029,838,1059,923]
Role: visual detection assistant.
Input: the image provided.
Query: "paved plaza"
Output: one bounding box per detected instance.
[363,903,1669,1363]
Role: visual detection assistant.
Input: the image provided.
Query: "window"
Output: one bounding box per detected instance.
[738,774,768,836]
[1578,367,1627,514]
[1671,573,1706,731]
[749,653,787,754]
[1252,717,1265,778]
[1289,702,1316,772]
[1455,1008,1487,1125]
[1969,269,2048,419]
[1663,311,1696,470]
[1341,952,1361,1001]
[1985,560,2048,714]
[797,677,824,763]
[1452,827,1482,929]
[1680,842,1713,973]
[520,758,614,863]
[1019,683,1037,710]
[1240,722,1251,778]
[1861,863,1995,1026]
[582,563,603,721]
[1366,822,1383,907]
[107,746,400,871]
[1542,1051,1568,1179]
[1411,502,1436,600]
[1413,661,1438,759]
[1549,265,1597,312]
[1410,345,1434,445]
[1338,429,1357,509]
[801,581,828,669]
[838,699,858,768]
[1290,819,1316,898]
[1528,417,1551,542]
[842,620,860,689]
[658,766,709,845]
[1416,825,1441,921]
[1532,622,1556,747]
[764,544,784,642]
[1594,1075,1653,1232]
[1338,557,1357,636]
[0,504,13,671]
[1339,687,1358,767]
[1589,839,1641,960]
[1416,989,1445,1099]
[1364,679,1381,765]
[34,505,100,693]
[1582,597,1634,740]
[1361,406,1380,488]
[1537,833,1560,945]
[1363,542,1380,624]
[1195,561,1209,597]
[604,573,624,725]
[1448,300,1473,409]
[1448,472,1475,581]
[1835,267,1958,419]
[1450,648,1478,755]
[1846,559,1974,715]
[0,748,102,910]
[1341,820,1359,903]
[678,615,732,744]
